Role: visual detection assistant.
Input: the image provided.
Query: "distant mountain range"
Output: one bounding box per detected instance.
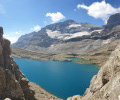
[13,20,102,47]
[13,13,120,54]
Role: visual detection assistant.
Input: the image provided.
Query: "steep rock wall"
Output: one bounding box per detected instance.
[68,42,120,100]
[0,27,36,100]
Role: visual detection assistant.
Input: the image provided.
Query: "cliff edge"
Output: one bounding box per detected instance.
[0,27,36,100]
[0,27,62,100]
[67,38,120,100]
[67,13,120,100]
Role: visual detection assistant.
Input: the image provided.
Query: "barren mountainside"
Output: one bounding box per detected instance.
[12,13,120,54]
[68,38,120,100]
[67,13,120,100]
[12,20,102,52]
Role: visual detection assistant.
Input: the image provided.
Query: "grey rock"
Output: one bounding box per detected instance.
[68,42,120,100]
[0,27,36,100]
[12,13,120,54]
[12,19,101,50]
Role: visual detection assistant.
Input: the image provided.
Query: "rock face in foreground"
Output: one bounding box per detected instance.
[0,27,36,100]
[68,42,120,100]
[29,82,62,100]
[0,27,62,100]
[68,14,120,99]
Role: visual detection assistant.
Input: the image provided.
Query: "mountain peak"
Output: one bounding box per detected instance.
[64,20,77,24]
[106,13,120,28]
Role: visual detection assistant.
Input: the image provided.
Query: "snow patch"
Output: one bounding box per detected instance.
[91,29,103,33]
[46,29,61,38]
[46,29,91,40]
[69,24,81,28]
[64,31,90,40]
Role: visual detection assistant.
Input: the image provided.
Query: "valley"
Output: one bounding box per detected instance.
[12,13,120,67]
[8,13,120,100]
[0,0,120,99]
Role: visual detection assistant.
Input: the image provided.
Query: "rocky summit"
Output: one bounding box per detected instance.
[106,13,120,29]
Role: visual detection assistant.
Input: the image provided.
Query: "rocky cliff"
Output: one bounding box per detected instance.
[0,27,37,100]
[106,13,120,29]
[67,38,120,100]
[0,27,62,100]
[67,13,120,100]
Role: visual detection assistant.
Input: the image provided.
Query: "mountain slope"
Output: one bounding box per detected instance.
[67,13,120,100]
[13,13,120,54]
[13,20,102,49]
[0,27,36,100]
[0,27,62,100]
[67,39,120,100]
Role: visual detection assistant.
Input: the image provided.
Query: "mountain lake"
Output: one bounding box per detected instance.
[13,57,99,99]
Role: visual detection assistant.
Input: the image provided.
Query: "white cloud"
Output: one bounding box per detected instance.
[77,4,89,10]
[46,12,65,23]
[77,1,120,23]
[31,25,41,32]
[3,31,23,44]
[3,34,18,44]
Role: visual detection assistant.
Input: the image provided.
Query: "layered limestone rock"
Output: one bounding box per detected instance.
[67,42,120,100]
[0,27,36,100]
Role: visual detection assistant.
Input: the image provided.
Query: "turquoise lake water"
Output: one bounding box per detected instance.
[13,58,99,99]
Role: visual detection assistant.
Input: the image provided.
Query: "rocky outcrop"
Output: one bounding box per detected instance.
[106,13,120,29]
[29,82,62,100]
[0,27,36,100]
[67,41,120,100]
[0,27,62,100]
[67,14,120,100]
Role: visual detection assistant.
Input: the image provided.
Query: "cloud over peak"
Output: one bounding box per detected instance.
[77,1,120,23]
[4,34,18,44]
[46,12,65,23]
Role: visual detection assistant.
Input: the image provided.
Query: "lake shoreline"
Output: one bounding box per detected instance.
[14,57,99,99]
[11,47,103,66]
[12,54,101,66]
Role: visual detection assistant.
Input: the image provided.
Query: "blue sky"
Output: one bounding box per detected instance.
[0,0,120,43]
